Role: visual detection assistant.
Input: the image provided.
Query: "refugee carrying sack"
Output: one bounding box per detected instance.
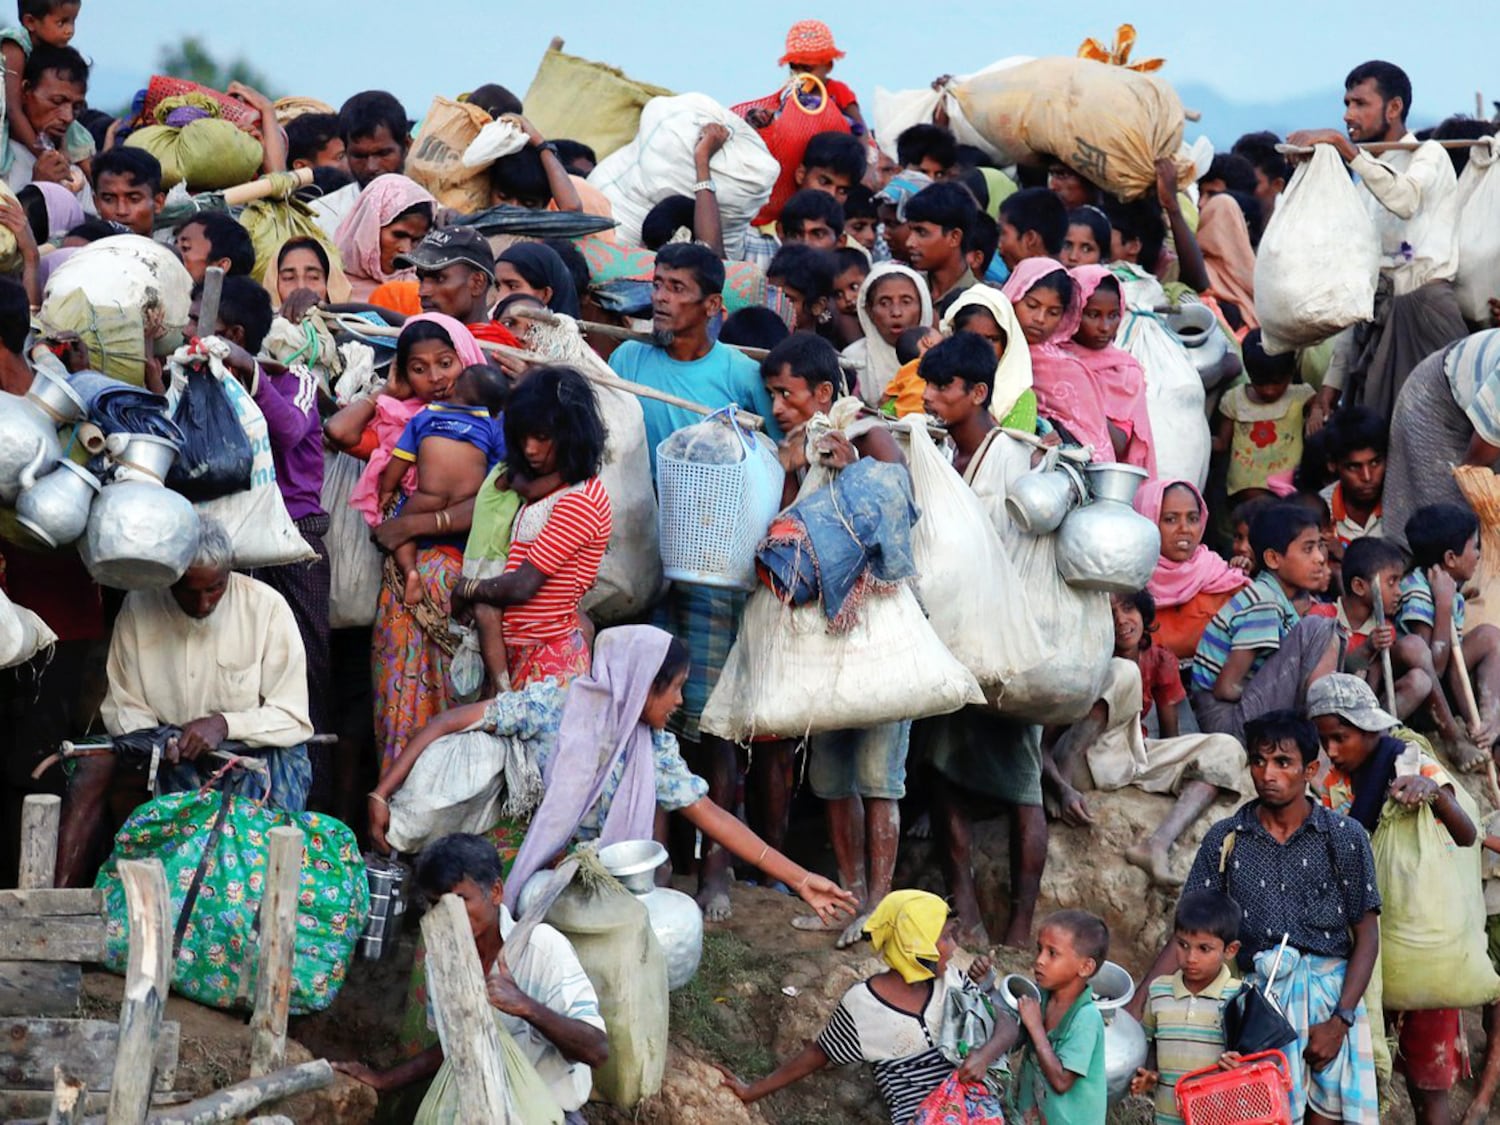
[405,96,495,215]
[588,93,780,261]
[322,450,383,628]
[1253,144,1380,355]
[1454,136,1500,325]
[165,364,255,501]
[898,415,1049,701]
[523,44,674,162]
[1372,789,1500,1011]
[96,789,369,1014]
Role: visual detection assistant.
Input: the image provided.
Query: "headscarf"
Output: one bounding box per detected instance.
[262,234,354,305]
[1000,257,1113,459]
[498,243,581,317]
[1063,265,1157,474]
[843,261,932,407]
[939,284,1033,424]
[1196,193,1259,331]
[503,626,675,910]
[398,311,489,370]
[863,890,949,984]
[332,173,434,298]
[31,182,84,241]
[1132,478,1250,607]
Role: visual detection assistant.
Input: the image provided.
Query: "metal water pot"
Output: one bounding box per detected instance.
[599,839,704,991]
[1004,454,1087,535]
[1091,960,1149,1105]
[0,370,87,503]
[15,458,101,547]
[81,440,200,590]
[1164,302,1232,388]
[1057,463,1161,593]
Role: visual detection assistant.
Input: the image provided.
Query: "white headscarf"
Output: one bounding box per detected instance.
[840,262,933,407]
[939,284,1034,424]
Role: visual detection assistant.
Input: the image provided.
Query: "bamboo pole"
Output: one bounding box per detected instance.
[19,794,61,889]
[248,828,303,1078]
[106,860,171,1125]
[144,1060,332,1123]
[1275,139,1487,156]
[421,894,510,1122]
[1450,618,1500,807]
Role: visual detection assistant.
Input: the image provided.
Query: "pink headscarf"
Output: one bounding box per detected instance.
[332,173,434,299]
[399,311,489,368]
[1001,257,1113,460]
[1063,265,1157,474]
[1133,478,1249,607]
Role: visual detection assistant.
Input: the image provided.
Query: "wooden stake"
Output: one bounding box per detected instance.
[143,1060,332,1123]
[47,1066,85,1125]
[421,894,509,1122]
[247,828,303,1079]
[1451,618,1500,808]
[106,860,171,1125]
[19,794,61,890]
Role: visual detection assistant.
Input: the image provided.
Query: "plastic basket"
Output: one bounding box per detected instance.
[656,408,782,590]
[1175,1050,1293,1125]
[144,75,260,130]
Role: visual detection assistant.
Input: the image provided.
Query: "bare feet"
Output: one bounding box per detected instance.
[1462,1098,1494,1125]
[906,812,932,840]
[791,911,851,933]
[1446,734,1490,774]
[1125,841,1185,888]
[836,911,872,949]
[696,869,733,923]
[402,568,423,606]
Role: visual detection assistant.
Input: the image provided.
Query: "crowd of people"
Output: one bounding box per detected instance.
[4,3,1500,1121]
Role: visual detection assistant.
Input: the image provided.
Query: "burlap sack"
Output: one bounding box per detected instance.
[405,96,494,214]
[522,46,672,161]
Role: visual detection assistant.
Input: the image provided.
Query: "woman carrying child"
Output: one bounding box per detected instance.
[1064,265,1156,472]
[841,261,931,408]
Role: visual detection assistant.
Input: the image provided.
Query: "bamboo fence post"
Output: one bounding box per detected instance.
[105,860,171,1125]
[247,828,303,1078]
[47,1065,86,1124]
[19,793,61,889]
[421,894,509,1121]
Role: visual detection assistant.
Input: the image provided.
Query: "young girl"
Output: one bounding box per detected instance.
[775,19,866,135]
[1060,205,1111,268]
[1133,479,1251,661]
[1001,257,1113,459]
[939,286,1038,431]
[1065,266,1155,472]
[841,262,932,408]
[451,366,612,690]
[268,235,352,312]
[1215,328,1314,502]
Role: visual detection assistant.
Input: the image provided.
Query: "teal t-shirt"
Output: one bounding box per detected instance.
[1015,986,1107,1125]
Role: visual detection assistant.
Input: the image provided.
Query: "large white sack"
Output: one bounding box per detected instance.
[869,57,1033,163]
[899,416,1049,699]
[700,583,983,741]
[42,234,193,343]
[385,725,541,853]
[1455,136,1500,324]
[0,587,56,670]
[588,93,779,259]
[1253,145,1379,354]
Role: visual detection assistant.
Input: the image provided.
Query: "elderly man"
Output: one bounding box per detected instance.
[54,518,313,887]
[3,44,90,203]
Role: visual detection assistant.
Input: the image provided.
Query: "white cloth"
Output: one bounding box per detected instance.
[308,181,360,241]
[102,572,313,747]
[4,141,94,213]
[1349,132,1459,296]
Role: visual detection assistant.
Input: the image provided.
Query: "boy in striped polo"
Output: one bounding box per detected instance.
[1132,891,1245,1125]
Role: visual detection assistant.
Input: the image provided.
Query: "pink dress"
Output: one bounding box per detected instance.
[348,394,424,527]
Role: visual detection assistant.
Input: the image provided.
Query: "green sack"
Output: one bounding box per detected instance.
[96,789,369,1014]
[521,47,672,161]
[126,118,263,191]
[125,124,184,190]
[1372,788,1500,1011]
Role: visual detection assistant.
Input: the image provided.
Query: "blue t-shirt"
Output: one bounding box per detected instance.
[608,340,781,476]
[391,403,504,468]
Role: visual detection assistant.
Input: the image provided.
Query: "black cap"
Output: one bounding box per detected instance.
[393,226,495,279]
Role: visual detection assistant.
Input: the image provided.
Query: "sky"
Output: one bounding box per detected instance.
[81,1,1493,145]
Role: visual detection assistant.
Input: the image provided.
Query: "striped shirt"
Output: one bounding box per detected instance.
[1445,328,1500,447]
[1190,572,1300,693]
[816,973,956,1124]
[1397,570,1466,639]
[501,477,612,645]
[1142,966,1240,1125]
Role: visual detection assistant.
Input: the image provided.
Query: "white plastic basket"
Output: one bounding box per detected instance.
[656,408,783,590]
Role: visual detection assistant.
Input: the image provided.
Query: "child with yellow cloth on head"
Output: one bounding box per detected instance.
[719,890,1018,1123]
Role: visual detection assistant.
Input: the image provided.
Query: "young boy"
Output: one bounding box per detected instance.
[895,123,957,180]
[842,184,878,254]
[776,188,843,251]
[998,187,1067,271]
[1190,503,1341,740]
[92,147,164,237]
[174,212,255,285]
[776,19,865,135]
[1015,909,1110,1125]
[1320,406,1387,547]
[739,131,865,270]
[379,365,508,606]
[1,1,85,177]
[1400,502,1500,754]
[831,245,868,318]
[766,243,837,333]
[1131,891,1243,1125]
[903,181,976,318]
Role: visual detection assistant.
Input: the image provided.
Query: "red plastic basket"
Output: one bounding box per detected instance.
[143,75,259,130]
[732,73,850,224]
[1175,1050,1294,1125]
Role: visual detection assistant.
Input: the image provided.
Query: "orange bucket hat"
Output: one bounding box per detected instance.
[778,20,845,66]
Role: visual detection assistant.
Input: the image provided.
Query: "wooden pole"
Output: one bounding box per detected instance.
[143,1060,332,1123]
[19,794,61,889]
[105,860,171,1125]
[247,828,303,1078]
[1276,139,1486,156]
[421,894,509,1122]
[47,1065,86,1125]
[1450,618,1500,807]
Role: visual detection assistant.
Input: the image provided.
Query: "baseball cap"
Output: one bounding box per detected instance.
[1305,673,1397,733]
[393,226,495,279]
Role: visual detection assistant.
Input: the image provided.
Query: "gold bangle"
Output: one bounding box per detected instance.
[367,792,389,806]
[755,843,769,866]
[435,509,449,534]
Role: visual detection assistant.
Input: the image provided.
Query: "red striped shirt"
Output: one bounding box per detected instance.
[502,476,613,644]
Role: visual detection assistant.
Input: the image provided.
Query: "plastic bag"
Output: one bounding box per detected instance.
[911,1073,1007,1125]
[588,93,780,260]
[322,450,383,628]
[900,416,1049,700]
[462,117,528,169]
[1254,145,1380,355]
[386,726,541,853]
[732,75,851,224]
[522,45,674,162]
[0,586,56,669]
[165,366,255,500]
[1372,791,1500,1011]
[1455,136,1500,324]
[97,790,368,1014]
[405,96,495,215]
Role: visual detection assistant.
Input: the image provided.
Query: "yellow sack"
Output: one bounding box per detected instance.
[406,96,494,214]
[127,117,263,191]
[522,46,672,161]
[1372,788,1500,1011]
[949,56,1187,201]
[239,195,337,288]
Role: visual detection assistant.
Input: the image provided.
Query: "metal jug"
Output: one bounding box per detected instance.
[15,458,101,547]
[1091,960,1149,1105]
[599,839,704,991]
[1004,451,1087,535]
[1057,463,1161,593]
[0,370,87,503]
[358,854,409,961]
[1164,302,1232,387]
[81,441,200,590]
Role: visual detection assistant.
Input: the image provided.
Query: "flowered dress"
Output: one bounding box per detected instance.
[1220,382,1315,495]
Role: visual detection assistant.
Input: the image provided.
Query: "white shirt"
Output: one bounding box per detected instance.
[102,572,312,747]
[4,141,94,214]
[1349,131,1459,296]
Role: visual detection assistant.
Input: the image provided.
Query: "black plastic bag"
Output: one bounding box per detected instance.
[166,366,253,500]
[1222,979,1299,1055]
